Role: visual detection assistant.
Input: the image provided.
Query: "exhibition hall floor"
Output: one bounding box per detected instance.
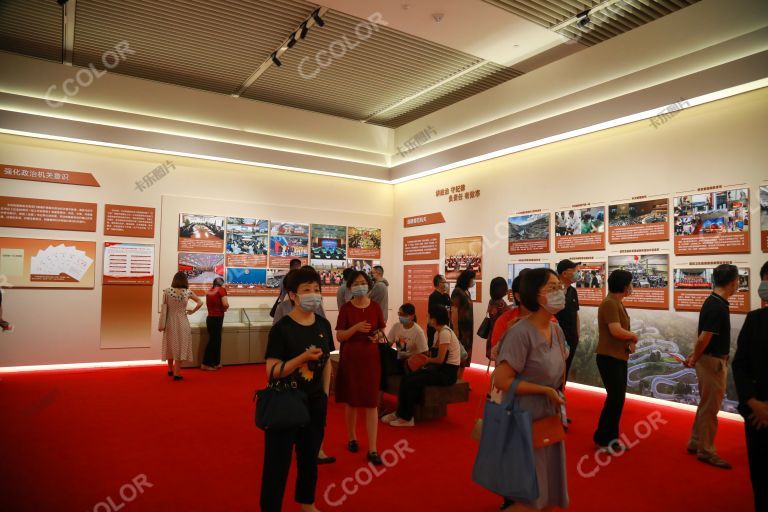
[0,365,752,511]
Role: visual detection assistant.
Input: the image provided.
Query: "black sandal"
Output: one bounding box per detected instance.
[173,375,183,381]
[317,455,336,465]
[347,440,359,453]
[367,452,383,465]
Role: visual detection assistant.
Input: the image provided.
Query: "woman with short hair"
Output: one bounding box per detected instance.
[160,271,203,380]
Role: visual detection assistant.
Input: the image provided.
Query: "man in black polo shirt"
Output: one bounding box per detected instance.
[685,264,739,469]
[556,259,581,379]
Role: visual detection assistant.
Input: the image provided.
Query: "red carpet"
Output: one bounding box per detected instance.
[0,365,753,511]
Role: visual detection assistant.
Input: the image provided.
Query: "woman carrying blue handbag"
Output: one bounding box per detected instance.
[474,268,570,511]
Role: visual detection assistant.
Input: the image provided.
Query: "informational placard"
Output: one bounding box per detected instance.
[178,252,224,295]
[403,233,440,261]
[178,213,225,253]
[104,204,155,238]
[673,264,750,313]
[403,212,445,228]
[270,222,309,268]
[673,187,750,255]
[571,260,607,306]
[608,253,669,310]
[404,263,440,332]
[508,211,550,254]
[1,163,100,187]
[0,196,97,232]
[760,185,768,252]
[0,237,96,288]
[444,236,483,280]
[226,218,268,267]
[347,226,382,259]
[103,242,154,285]
[225,267,287,297]
[608,197,669,244]
[554,205,605,252]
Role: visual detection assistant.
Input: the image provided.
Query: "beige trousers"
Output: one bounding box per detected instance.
[688,354,728,457]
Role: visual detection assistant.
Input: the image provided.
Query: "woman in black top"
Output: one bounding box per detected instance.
[427,274,451,348]
[261,267,331,512]
[451,269,476,379]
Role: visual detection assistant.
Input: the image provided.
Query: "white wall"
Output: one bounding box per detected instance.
[0,134,394,366]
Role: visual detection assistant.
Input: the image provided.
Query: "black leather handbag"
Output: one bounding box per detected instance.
[254,361,310,431]
[476,315,493,339]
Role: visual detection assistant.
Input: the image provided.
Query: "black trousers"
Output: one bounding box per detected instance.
[203,316,224,366]
[564,337,579,380]
[745,420,768,512]
[260,397,326,512]
[593,355,628,446]
[396,364,458,421]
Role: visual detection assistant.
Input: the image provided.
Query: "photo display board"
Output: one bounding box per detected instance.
[673,187,749,255]
[555,205,606,252]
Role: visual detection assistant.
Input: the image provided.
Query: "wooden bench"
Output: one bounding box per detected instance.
[383,374,470,421]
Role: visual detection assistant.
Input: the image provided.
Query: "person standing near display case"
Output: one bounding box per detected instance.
[160,271,203,381]
[685,264,740,469]
[427,274,451,349]
[451,269,476,378]
[593,269,638,452]
[733,260,768,511]
[335,270,386,465]
[201,277,229,371]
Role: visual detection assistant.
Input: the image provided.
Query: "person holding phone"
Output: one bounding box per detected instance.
[335,270,386,465]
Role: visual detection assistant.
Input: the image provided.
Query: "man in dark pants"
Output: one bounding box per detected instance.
[733,261,768,511]
[685,264,739,469]
[427,274,451,349]
[555,259,581,378]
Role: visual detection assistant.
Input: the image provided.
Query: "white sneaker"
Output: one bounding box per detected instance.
[381,413,398,424]
[389,418,415,427]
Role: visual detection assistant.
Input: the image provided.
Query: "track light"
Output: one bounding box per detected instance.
[576,9,591,31]
[287,33,297,48]
[300,21,309,39]
[271,52,282,67]
[312,8,325,27]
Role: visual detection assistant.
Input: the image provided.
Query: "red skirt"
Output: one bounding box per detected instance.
[335,340,381,408]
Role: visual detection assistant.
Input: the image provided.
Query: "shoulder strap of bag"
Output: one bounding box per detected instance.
[552,325,567,391]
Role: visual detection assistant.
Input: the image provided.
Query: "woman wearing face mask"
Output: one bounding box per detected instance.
[261,267,332,512]
[335,270,387,465]
[491,268,569,511]
[387,303,429,371]
[382,304,462,427]
[593,269,639,453]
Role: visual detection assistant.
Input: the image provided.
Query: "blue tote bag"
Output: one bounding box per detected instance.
[472,377,539,501]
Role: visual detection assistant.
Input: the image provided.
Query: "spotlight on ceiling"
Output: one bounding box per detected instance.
[312,8,325,27]
[299,21,309,39]
[287,33,297,48]
[576,10,591,31]
[271,52,282,67]
[57,0,69,5]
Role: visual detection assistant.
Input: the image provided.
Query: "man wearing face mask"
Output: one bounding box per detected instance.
[685,264,740,469]
[427,274,451,349]
[733,261,768,511]
[555,260,581,381]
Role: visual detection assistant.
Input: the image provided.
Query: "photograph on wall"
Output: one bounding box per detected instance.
[508,262,549,303]
[508,212,550,254]
[0,237,96,289]
[224,267,289,296]
[608,198,669,244]
[673,266,750,313]
[347,226,381,259]
[311,224,347,261]
[567,308,739,413]
[554,206,605,252]
[178,253,224,294]
[178,213,225,253]
[761,185,768,252]
[607,254,669,310]
[103,242,154,285]
[673,188,749,255]
[226,218,268,267]
[348,259,381,277]
[572,261,607,306]
[312,260,346,297]
[444,236,482,280]
[269,222,309,268]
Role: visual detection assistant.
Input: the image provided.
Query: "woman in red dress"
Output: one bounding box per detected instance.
[335,270,386,465]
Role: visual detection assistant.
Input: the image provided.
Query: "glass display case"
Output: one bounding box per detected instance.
[245,306,272,364]
[185,307,271,367]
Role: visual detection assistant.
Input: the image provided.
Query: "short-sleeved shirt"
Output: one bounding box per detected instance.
[698,293,731,357]
[451,288,473,332]
[596,293,631,361]
[205,286,227,317]
[387,323,428,359]
[435,326,462,366]
[555,285,579,343]
[427,290,452,343]
[265,315,332,398]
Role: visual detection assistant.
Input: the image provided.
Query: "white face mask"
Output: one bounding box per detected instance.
[542,289,566,314]
[351,284,368,297]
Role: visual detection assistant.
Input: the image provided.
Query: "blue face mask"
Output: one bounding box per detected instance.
[297,293,322,312]
[351,284,368,297]
[398,316,411,325]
